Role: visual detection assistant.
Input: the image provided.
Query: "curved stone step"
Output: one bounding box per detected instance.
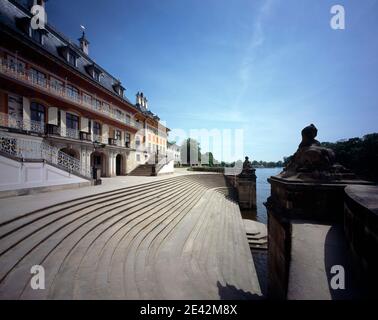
[0,174,262,299]
[8,180,201,298]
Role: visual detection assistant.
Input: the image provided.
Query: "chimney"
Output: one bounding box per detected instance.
[140,92,145,107]
[78,30,90,55]
[144,97,148,109]
[136,92,142,106]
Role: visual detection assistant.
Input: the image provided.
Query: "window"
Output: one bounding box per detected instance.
[66,85,79,101]
[136,154,141,162]
[67,51,77,67]
[92,99,102,111]
[83,93,92,105]
[30,68,46,87]
[126,114,131,125]
[50,77,64,94]
[113,83,124,97]
[8,94,23,121]
[30,28,43,44]
[125,132,131,147]
[93,122,101,135]
[30,102,45,123]
[115,109,123,120]
[115,130,122,141]
[6,55,25,74]
[93,70,100,82]
[102,102,110,113]
[66,113,79,130]
[135,136,141,147]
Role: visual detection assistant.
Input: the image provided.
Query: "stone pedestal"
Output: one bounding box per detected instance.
[265,175,370,300]
[236,175,256,209]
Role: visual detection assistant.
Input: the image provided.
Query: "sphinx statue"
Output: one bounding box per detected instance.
[239,156,256,178]
[281,124,354,180]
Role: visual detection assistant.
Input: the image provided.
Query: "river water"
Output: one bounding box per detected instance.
[241,167,282,224]
[242,167,282,297]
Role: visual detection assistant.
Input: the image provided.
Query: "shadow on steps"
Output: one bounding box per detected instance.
[217,282,264,300]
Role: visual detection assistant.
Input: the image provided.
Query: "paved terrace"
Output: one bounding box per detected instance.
[0,169,262,299]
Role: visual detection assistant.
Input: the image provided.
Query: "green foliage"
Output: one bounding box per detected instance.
[320,133,378,182]
[251,160,284,168]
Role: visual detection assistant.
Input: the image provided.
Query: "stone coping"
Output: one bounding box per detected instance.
[345,185,378,216]
[268,175,373,187]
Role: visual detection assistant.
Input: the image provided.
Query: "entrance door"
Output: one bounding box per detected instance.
[116,154,122,176]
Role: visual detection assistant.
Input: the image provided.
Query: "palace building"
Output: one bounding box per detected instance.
[0,0,169,184]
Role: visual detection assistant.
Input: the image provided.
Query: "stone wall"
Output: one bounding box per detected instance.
[266,176,370,299]
[344,185,378,296]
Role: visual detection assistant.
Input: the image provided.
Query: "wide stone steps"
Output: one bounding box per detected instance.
[0,174,262,299]
[128,164,155,176]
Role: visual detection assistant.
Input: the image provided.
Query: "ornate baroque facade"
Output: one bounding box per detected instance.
[0,0,169,178]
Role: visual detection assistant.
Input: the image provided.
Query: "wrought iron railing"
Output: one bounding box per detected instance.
[65,127,80,140]
[92,134,103,144]
[0,113,45,134]
[0,132,91,178]
[0,60,140,129]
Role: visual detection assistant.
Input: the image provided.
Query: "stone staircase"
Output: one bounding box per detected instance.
[0,174,262,299]
[128,164,155,176]
[243,219,268,250]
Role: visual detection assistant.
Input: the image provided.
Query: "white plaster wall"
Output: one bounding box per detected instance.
[126,151,138,174]
[0,155,88,191]
[158,160,174,175]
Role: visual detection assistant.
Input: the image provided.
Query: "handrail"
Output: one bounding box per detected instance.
[0,131,91,178]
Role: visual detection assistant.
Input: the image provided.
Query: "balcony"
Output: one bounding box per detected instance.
[0,61,140,130]
[0,113,137,148]
[64,127,80,140]
[80,131,92,141]
[108,138,122,146]
[93,134,107,144]
[0,113,45,134]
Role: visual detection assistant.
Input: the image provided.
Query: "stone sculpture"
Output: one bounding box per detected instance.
[281,124,354,180]
[239,156,256,178]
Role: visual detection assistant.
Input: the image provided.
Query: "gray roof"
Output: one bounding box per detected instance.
[0,0,161,120]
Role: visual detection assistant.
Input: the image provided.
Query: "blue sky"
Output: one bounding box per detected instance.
[45,0,378,162]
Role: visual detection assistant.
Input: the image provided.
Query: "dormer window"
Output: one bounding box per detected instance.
[85,64,102,82]
[94,70,100,82]
[58,46,79,67]
[29,27,47,45]
[113,82,125,97]
[67,51,77,67]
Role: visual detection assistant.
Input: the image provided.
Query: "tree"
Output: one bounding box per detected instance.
[319,133,378,182]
